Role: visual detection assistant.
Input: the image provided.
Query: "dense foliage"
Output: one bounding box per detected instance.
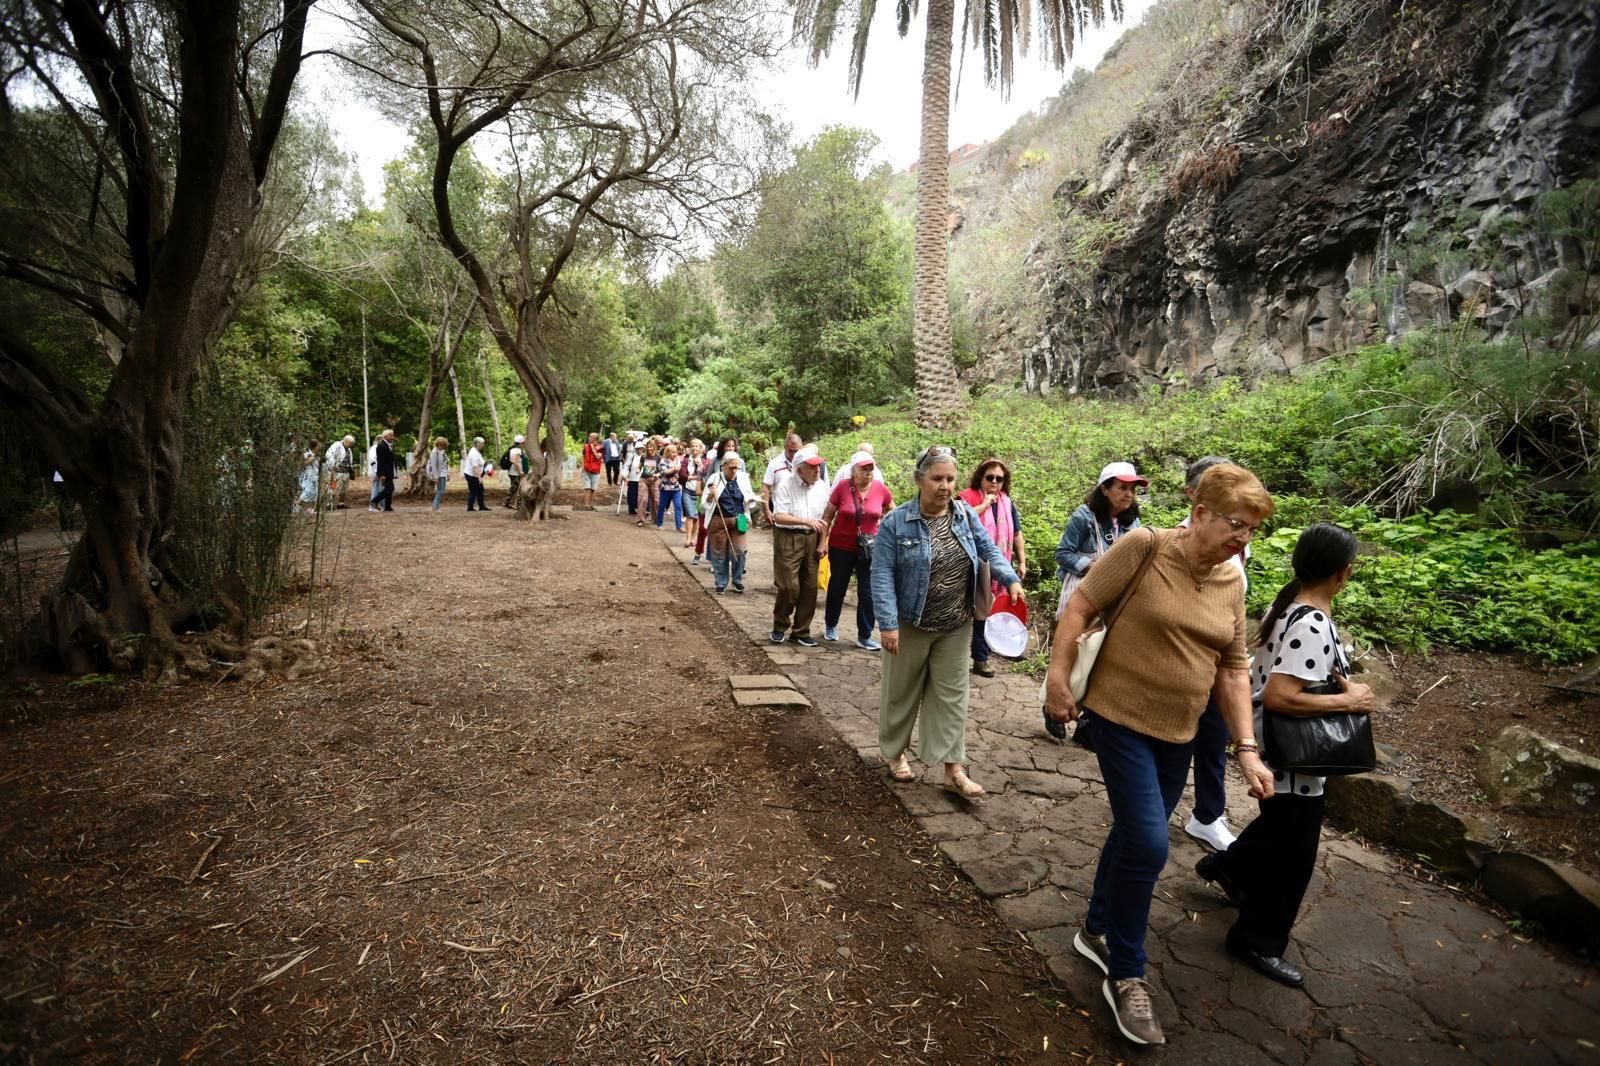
[813,339,1600,663]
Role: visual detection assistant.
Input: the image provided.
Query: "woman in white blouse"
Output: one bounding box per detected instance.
[1196,522,1374,990]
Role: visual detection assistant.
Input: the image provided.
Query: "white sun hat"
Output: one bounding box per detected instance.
[984,612,1029,659]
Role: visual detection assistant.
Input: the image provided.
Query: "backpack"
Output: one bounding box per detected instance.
[498,448,512,470]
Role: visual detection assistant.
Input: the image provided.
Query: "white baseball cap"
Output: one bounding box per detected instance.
[1097,461,1148,487]
[848,450,875,471]
[793,445,824,466]
[513,434,526,444]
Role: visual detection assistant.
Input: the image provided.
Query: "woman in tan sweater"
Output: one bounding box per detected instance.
[1042,464,1276,1047]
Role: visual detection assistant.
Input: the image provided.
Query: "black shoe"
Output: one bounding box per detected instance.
[1227,942,1305,988]
[1042,706,1067,740]
[731,582,746,594]
[1196,853,1244,908]
[790,634,818,647]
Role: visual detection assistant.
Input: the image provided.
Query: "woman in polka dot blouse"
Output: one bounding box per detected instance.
[1197,522,1375,989]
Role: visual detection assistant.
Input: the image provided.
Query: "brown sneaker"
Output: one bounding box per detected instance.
[1103,977,1165,1045]
[1073,927,1109,976]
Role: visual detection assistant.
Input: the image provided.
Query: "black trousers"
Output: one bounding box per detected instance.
[1215,791,1325,957]
[605,459,621,485]
[823,546,874,642]
[465,475,485,510]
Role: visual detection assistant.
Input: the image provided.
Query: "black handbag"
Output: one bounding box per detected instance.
[1262,607,1375,777]
[850,483,876,557]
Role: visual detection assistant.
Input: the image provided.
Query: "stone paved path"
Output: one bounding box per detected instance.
[655,523,1599,1063]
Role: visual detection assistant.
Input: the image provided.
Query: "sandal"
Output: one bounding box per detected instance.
[887,753,916,782]
[943,766,986,799]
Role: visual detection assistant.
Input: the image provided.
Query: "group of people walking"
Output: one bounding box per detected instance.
[652,436,1369,1050]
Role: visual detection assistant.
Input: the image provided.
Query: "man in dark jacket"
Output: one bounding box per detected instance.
[373,428,397,512]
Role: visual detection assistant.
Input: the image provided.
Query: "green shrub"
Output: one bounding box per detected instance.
[813,342,1600,662]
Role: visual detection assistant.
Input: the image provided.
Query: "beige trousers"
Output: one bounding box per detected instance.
[878,623,971,766]
[772,529,819,636]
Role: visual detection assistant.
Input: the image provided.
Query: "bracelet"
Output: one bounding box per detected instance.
[1230,741,1260,757]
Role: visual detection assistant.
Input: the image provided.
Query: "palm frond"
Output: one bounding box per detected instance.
[846,0,881,98]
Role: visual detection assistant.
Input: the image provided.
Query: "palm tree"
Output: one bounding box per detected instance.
[796,0,1123,426]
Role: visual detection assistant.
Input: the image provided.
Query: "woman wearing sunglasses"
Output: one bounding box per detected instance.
[817,451,894,649]
[957,459,1028,677]
[1043,463,1276,1047]
[870,446,1025,798]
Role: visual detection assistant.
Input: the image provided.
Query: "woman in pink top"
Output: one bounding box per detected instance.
[818,451,894,650]
[958,458,1029,677]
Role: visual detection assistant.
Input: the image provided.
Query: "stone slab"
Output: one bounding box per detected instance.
[731,689,811,708]
[728,674,795,690]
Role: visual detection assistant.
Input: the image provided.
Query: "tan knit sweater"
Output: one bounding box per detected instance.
[1077,528,1247,744]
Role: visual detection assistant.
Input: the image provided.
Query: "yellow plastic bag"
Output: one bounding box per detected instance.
[817,553,831,590]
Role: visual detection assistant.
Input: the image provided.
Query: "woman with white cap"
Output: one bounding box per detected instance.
[818,450,894,649]
[504,435,528,509]
[1047,461,1147,740]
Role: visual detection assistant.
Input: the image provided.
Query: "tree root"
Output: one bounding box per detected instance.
[156,633,322,684]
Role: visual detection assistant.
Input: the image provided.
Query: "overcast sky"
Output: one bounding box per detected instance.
[303,1,1157,202]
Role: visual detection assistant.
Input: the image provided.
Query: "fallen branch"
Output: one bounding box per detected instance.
[232,947,316,1001]
[442,940,499,954]
[186,836,223,884]
[1415,675,1450,702]
[568,973,649,1005]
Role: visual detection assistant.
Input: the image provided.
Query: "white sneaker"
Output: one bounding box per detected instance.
[1184,814,1237,852]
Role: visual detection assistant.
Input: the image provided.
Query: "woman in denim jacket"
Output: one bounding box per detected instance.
[870,447,1025,798]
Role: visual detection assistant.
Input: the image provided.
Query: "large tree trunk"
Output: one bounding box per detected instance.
[1,0,310,676]
[912,0,965,428]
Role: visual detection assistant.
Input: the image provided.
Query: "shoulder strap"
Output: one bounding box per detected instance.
[1103,528,1161,632]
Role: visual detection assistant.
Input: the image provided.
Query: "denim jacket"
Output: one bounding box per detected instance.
[1054,503,1141,579]
[870,498,1022,632]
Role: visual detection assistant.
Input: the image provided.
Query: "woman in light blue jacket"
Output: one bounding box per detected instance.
[870,446,1025,798]
[1047,461,1146,741]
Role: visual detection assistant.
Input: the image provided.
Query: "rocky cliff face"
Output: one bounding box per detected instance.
[1024,0,1600,395]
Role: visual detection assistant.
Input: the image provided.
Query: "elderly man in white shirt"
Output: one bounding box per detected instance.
[760,431,804,510]
[769,444,832,647]
[324,435,356,508]
[462,436,488,512]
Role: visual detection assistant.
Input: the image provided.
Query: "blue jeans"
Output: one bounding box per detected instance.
[1085,713,1197,979]
[1192,698,1230,825]
[823,546,874,641]
[431,476,447,510]
[656,487,683,529]
[709,532,747,588]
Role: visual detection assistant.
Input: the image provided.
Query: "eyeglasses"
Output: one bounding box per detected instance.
[983,473,1006,483]
[927,445,957,458]
[1211,508,1262,535]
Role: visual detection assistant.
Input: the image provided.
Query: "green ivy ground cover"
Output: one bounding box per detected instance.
[812,348,1600,663]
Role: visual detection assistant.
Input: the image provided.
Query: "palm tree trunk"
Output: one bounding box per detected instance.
[912,0,964,428]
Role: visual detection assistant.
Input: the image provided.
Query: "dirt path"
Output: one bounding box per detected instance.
[0,494,1110,1062]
